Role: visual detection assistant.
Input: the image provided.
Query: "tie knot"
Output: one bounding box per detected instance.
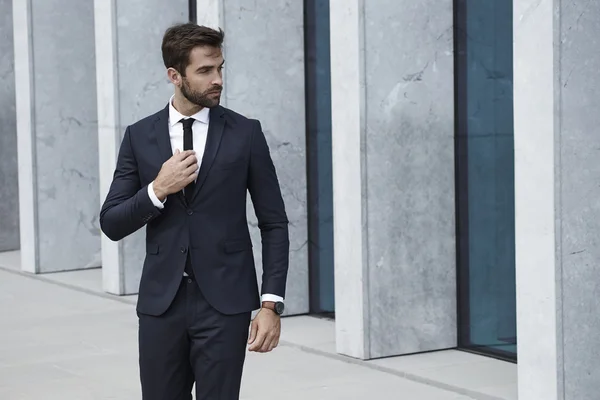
[180,118,195,129]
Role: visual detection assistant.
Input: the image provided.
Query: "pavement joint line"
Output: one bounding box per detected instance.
[277,341,505,400]
[0,265,507,400]
[0,264,137,306]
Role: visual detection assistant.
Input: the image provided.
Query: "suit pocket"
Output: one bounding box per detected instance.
[224,240,252,254]
[146,243,159,255]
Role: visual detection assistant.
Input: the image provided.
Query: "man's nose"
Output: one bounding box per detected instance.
[212,75,223,87]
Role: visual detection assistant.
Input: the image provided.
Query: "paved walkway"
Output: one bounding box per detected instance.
[0,269,476,399]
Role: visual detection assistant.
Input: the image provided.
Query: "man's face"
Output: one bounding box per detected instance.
[179,46,224,108]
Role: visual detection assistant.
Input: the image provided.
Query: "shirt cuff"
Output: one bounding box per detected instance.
[148,181,166,209]
[261,294,284,303]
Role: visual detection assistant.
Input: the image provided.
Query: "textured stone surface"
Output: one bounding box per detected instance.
[558,0,600,398]
[514,0,600,399]
[330,0,368,358]
[13,0,100,272]
[96,0,187,294]
[363,0,456,358]
[222,0,308,315]
[513,0,557,398]
[0,0,19,252]
[116,0,187,294]
[331,0,456,359]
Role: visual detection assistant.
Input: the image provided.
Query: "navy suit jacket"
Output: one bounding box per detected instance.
[99,105,290,316]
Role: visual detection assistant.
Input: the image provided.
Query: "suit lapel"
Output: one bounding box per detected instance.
[151,105,187,206]
[190,106,225,202]
[152,105,172,164]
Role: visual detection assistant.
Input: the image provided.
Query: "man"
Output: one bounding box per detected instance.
[99,23,289,400]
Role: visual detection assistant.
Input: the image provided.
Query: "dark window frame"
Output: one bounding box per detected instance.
[304,0,335,316]
[189,0,197,24]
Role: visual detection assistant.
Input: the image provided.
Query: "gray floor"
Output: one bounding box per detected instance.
[0,251,517,399]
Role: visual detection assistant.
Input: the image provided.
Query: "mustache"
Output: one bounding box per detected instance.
[205,86,223,94]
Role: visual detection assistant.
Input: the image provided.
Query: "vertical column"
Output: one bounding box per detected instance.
[95,0,187,295]
[515,0,600,399]
[196,0,225,39]
[513,0,557,398]
[13,0,100,273]
[0,0,19,252]
[215,0,309,315]
[330,0,456,359]
[196,0,226,107]
[330,0,367,358]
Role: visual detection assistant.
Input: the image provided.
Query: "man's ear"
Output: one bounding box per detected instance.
[167,67,181,86]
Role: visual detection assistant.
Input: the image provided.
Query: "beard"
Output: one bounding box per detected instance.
[180,77,222,108]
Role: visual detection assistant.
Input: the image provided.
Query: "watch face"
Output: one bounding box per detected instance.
[275,302,285,315]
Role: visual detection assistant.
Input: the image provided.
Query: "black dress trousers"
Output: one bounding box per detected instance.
[138,272,251,400]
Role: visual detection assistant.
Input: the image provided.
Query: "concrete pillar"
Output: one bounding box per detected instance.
[197,0,309,315]
[330,0,456,359]
[0,0,19,252]
[13,0,100,273]
[94,0,187,294]
[514,0,600,399]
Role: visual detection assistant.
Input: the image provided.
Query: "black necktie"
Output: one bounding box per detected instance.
[180,118,195,277]
[181,118,196,202]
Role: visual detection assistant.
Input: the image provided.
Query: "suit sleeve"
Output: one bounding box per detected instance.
[99,126,162,241]
[247,120,290,299]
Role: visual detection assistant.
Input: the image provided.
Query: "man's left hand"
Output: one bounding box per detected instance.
[248,307,281,353]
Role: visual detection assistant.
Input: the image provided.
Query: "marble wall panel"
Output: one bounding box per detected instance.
[0,0,19,252]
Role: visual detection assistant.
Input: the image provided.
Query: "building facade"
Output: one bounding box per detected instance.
[1,0,599,399]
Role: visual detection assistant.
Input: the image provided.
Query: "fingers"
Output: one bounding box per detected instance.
[179,174,197,190]
[250,331,279,353]
[183,171,198,187]
[248,329,267,352]
[248,320,258,345]
[261,332,280,353]
[181,153,198,168]
[183,162,198,177]
[174,149,195,160]
[263,336,275,353]
[179,155,199,185]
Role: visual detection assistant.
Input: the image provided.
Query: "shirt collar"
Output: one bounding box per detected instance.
[168,95,210,127]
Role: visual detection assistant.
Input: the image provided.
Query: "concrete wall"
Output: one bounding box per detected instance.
[13,0,100,273]
[514,0,600,399]
[95,0,188,294]
[0,0,19,252]
[198,0,309,315]
[330,0,456,359]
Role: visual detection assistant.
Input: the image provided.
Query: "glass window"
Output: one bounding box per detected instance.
[305,0,334,314]
[455,0,516,360]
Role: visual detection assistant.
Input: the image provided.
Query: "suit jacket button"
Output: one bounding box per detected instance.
[180,247,187,253]
[187,209,193,215]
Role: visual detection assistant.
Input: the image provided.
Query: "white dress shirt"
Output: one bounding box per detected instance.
[147,96,283,305]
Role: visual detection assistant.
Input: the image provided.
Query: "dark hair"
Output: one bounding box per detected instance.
[161,23,224,76]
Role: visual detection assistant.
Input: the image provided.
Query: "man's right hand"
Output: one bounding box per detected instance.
[152,150,198,201]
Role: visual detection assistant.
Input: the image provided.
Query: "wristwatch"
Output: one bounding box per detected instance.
[262,301,285,315]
